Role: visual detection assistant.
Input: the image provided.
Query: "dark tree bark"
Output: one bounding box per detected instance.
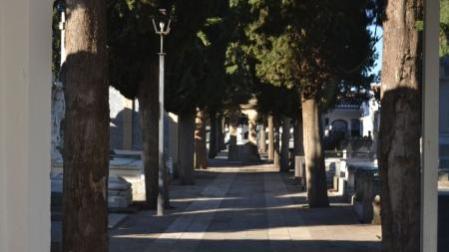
[217,113,226,150]
[302,94,329,208]
[294,115,304,157]
[273,118,281,171]
[62,0,109,251]
[379,0,422,250]
[195,108,208,169]
[209,110,218,159]
[228,109,240,161]
[280,116,291,172]
[137,62,159,209]
[178,110,195,185]
[259,120,267,154]
[268,115,275,161]
[293,116,305,176]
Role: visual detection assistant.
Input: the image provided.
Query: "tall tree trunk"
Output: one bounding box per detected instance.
[137,63,159,209]
[281,116,291,172]
[293,116,305,177]
[217,113,225,150]
[178,110,195,185]
[208,110,218,159]
[247,110,258,146]
[380,0,422,250]
[195,108,208,169]
[294,115,304,156]
[63,0,109,251]
[268,115,275,161]
[259,120,267,154]
[246,110,261,161]
[273,118,281,171]
[302,94,329,208]
[228,109,240,161]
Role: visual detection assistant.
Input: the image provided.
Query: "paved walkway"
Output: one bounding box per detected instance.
[110,162,381,252]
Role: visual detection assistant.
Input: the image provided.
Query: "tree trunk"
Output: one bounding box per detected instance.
[259,120,267,154]
[379,0,422,250]
[178,110,195,185]
[62,0,109,251]
[273,118,281,171]
[208,110,218,159]
[247,110,258,146]
[228,109,240,161]
[136,63,159,208]
[195,108,208,169]
[217,113,226,150]
[293,116,305,176]
[268,115,275,161]
[302,94,329,207]
[294,116,304,156]
[280,116,291,172]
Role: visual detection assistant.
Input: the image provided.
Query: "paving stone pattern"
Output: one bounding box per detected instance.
[110,161,382,252]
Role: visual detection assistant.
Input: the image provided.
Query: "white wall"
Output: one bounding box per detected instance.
[0,0,52,251]
[109,86,129,120]
[322,108,362,136]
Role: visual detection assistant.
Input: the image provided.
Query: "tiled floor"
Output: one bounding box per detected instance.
[110,161,382,252]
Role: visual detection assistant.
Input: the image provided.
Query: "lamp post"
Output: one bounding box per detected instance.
[153,10,171,216]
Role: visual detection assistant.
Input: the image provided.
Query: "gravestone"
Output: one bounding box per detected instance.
[108,176,133,209]
[51,174,133,210]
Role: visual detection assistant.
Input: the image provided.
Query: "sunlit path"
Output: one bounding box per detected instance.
[109,157,381,252]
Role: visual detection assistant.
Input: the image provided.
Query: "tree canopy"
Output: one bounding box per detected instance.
[226,0,377,113]
[107,0,233,114]
[441,0,449,57]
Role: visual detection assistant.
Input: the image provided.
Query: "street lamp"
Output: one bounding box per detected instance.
[153,9,171,217]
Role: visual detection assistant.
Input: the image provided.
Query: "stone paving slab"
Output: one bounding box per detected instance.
[110,163,382,252]
[109,214,129,229]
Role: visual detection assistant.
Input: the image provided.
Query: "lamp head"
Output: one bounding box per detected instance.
[152,8,172,34]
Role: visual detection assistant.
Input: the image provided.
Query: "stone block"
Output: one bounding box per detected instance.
[51,174,133,210]
[372,195,381,225]
[108,176,133,209]
[294,156,306,190]
[294,156,305,178]
[350,168,380,224]
[228,143,260,162]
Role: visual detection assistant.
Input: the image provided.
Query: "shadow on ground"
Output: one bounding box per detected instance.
[111,237,380,252]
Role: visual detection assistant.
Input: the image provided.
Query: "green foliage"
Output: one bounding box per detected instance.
[222,1,262,108]
[246,0,375,109]
[255,34,298,89]
[107,0,160,98]
[256,83,300,118]
[223,0,376,118]
[415,1,449,57]
[105,0,377,119]
[107,0,232,114]
[164,0,231,113]
[441,0,449,57]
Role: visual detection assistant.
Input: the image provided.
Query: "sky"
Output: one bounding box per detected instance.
[369,25,383,77]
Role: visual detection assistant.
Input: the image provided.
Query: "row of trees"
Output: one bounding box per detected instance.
[59,0,442,251]
[61,1,235,250]
[225,0,377,206]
